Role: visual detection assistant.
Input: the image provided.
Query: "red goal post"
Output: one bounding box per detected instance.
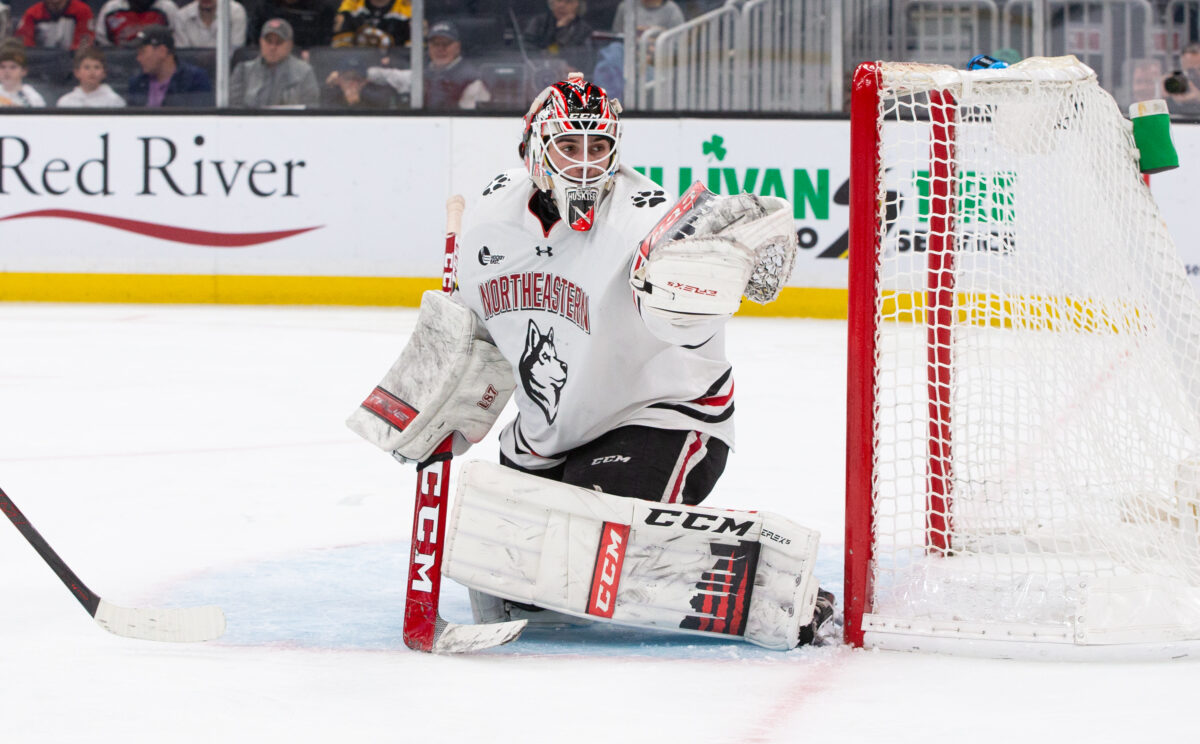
[845,57,1200,659]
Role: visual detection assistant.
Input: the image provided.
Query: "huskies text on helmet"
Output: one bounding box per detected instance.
[520,72,622,232]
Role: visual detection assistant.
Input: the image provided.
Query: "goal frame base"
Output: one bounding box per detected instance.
[863,625,1200,662]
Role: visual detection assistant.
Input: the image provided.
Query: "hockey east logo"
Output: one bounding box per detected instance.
[519,320,568,425]
[477,246,504,266]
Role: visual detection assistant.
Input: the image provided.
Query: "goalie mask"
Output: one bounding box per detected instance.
[520,73,622,232]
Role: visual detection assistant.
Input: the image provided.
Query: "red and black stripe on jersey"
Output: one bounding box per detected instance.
[649,367,734,424]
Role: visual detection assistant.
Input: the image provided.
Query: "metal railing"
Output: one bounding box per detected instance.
[641,3,741,110]
[639,0,841,112]
[846,0,898,71]
[898,0,999,67]
[630,0,1200,113]
[1163,0,1200,54]
[1002,0,1153,102]
[742,0,841,111]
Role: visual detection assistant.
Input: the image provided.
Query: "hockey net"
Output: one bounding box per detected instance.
[846,56,1200,658]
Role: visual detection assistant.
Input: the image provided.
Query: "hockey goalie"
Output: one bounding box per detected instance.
[348,73,834,651]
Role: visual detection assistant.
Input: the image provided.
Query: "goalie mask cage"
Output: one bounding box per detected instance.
[845,56,1200,660]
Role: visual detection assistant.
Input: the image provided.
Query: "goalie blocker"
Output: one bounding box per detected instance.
[347,290,515,463]
[444,461,823,650]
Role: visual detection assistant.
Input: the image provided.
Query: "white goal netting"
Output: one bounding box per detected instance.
[855,57,1200,656]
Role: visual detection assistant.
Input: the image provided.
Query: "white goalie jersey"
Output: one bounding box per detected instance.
[455,166,737,470]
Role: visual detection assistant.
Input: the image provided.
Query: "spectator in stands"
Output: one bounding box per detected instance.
[175,0,248,48]
[247,0,336,51]
[127,25,213,106]
[331,0,409,50]
[1165,42,1200,117]
[58,44,127,106]
[610,0,683,36]
[96,0,180,47]
[363,20,489,110]
[322,53,393,108]
[16,0,95,49]
[591,26,661,101]
[591,37,623,98]
[0,40,46,106]
[523,0,594,73]
[229,17,320,107]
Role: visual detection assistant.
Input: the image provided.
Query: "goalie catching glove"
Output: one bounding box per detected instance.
[346,290,515,463]
[630,182,798,321]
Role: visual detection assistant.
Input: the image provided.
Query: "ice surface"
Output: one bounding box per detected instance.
[0,304,1192,743]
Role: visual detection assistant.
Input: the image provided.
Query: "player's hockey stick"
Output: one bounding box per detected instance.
[404,437,525,653]
[0,487,226,643]
[400,195,525,653]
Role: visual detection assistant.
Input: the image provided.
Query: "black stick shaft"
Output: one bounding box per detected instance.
[0,488,100,616]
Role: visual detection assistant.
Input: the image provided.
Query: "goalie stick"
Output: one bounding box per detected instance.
[0,487,225,643]
[400,194,526,654]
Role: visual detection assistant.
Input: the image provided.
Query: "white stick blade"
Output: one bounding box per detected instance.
[94,600,226,643]
[432,618,526,654]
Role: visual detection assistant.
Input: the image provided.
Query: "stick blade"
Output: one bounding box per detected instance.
[432,617,527,654]
[94,600,226,643]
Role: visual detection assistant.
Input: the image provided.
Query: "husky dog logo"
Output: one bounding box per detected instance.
[519,320,568,424]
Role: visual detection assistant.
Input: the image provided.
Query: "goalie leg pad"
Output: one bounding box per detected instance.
[443,461,820,650]
[468,589,593,629]
[346,290,515,463]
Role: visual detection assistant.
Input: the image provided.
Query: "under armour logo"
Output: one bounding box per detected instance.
[535,246,554,257]
[478,246,504,265]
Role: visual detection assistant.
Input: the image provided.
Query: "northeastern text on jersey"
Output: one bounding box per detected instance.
[478,271,591,333]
